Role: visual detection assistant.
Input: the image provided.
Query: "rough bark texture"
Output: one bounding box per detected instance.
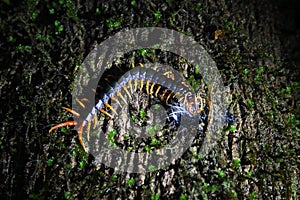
[0,0,299,199]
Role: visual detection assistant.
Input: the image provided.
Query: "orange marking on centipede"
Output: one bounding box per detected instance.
[166,92,173,105]
[146,80,150,94]
[150,82,155,95]
[155,85,161,97]
[160,89,168,101]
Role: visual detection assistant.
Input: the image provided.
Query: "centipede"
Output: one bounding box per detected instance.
[49,63,205,152]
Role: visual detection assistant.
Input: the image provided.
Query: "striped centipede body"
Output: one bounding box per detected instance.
[50,64,204,151]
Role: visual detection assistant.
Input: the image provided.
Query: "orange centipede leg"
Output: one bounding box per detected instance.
[117,90,128,105]
[49,121,77,133]
[105,103,117,114]
[122,85,131,99]
[93,114,98,129]
[140,79,144,91]
[134,79,138,91]
[76,98,86,109]
[100,109,113,118]
[87,120,91,141]
[111,96,122,108]
[62,107,80,117]
[77,125,87,152]
[128,80,133,94]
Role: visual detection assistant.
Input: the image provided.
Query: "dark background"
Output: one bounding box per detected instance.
[0,0,299,199]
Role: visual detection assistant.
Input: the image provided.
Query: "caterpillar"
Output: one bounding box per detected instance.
[49,64,203,151]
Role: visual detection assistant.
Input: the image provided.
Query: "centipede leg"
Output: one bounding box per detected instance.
[87,120,91,141]
[93,114,98,129]
[128,80,133,94]
[77,125,87,152]
[62,107,80,117]
[122,85,132,99]
[76,98,86,109]
[49,121,77,133]
[111,96,122,108]
[134,79,138,91]
[140,79,144,91]
[100,109,113,118]
[105,103,117,115]
[117,90,128,105]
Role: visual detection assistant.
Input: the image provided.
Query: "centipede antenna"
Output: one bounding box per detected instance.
[170,105,190,116]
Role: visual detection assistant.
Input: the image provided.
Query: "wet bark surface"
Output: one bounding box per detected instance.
[0,0,299,199]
